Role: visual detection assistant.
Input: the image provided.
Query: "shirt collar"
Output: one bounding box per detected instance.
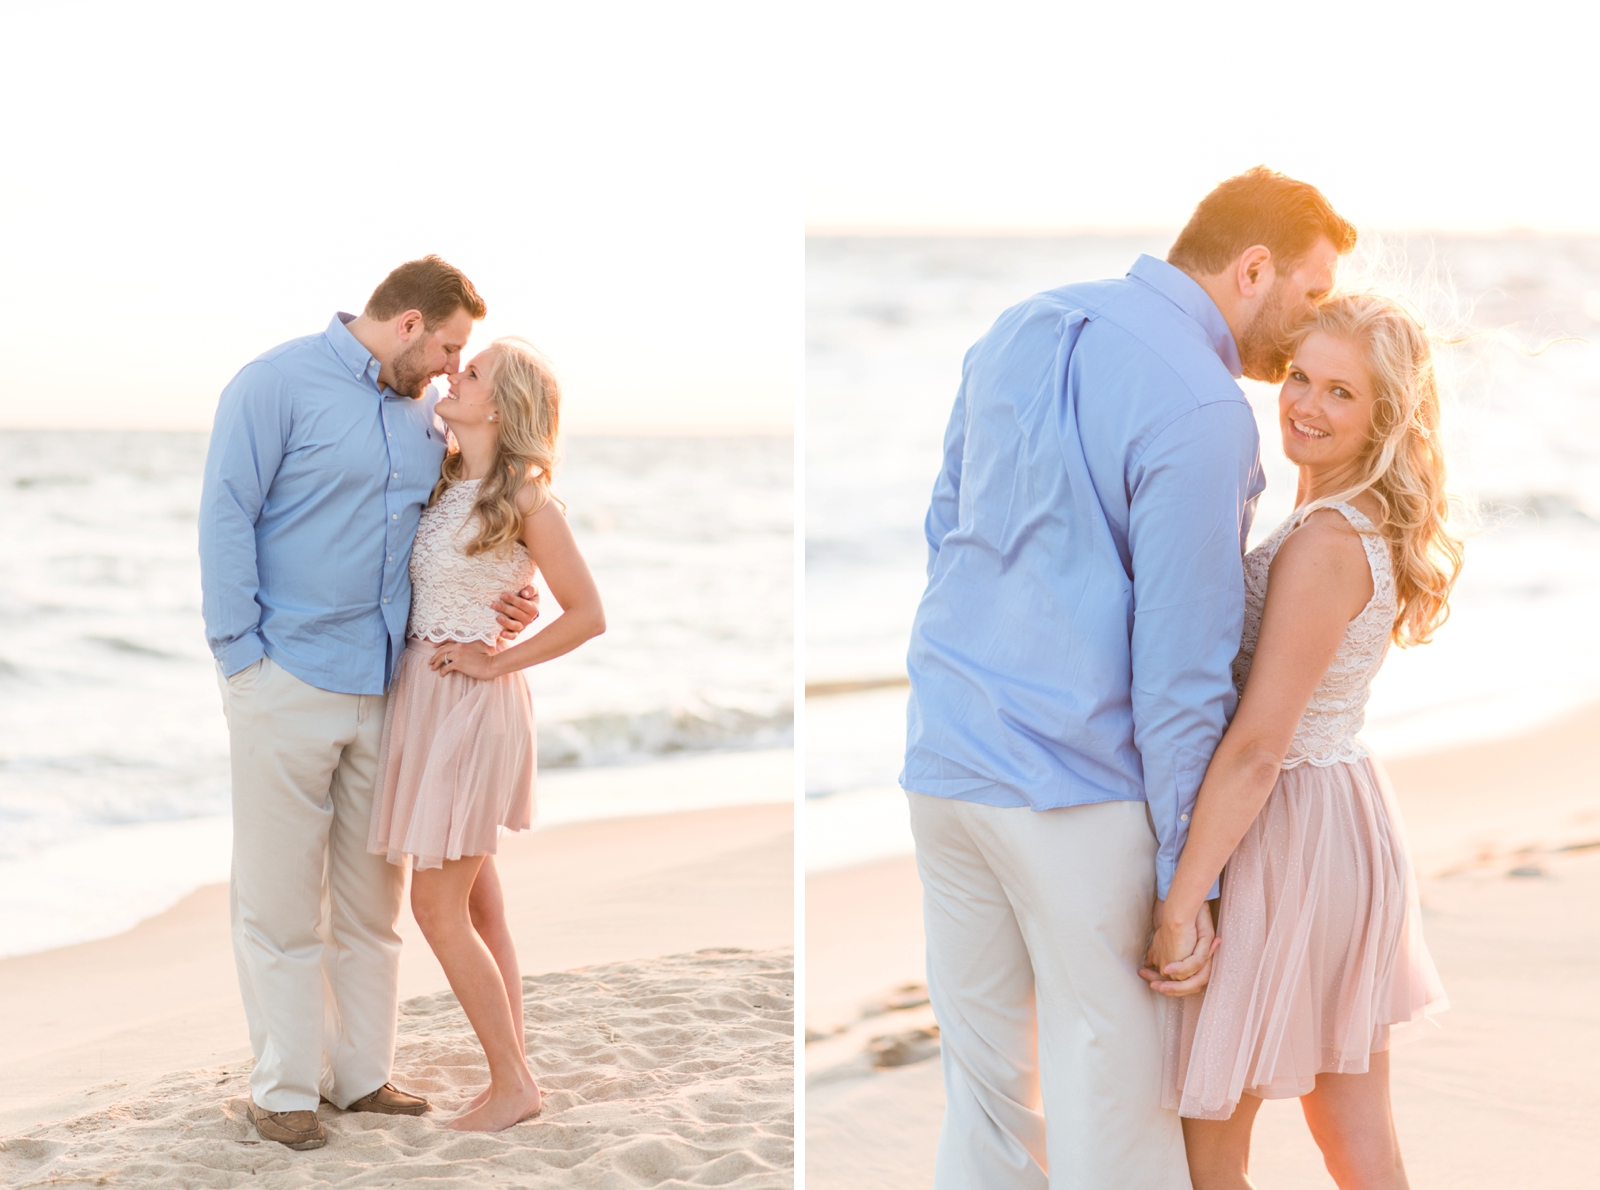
[325,312,382,385]
[1126,255,1242,378]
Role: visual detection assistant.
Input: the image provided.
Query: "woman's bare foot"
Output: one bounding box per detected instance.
[447,1078,542,1132]
[463,1057,534,1112]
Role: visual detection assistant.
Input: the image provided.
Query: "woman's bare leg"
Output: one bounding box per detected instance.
[462,857,527,1109]
[411,856,541,1131]
[1182,1094,1264,1190]
[1299,1051,1408,1189]
[469,857,524,1054]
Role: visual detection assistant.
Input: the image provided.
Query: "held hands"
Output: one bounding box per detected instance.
[429,640,501,680]
[493,586,541,640]
[1138,899,1219,998]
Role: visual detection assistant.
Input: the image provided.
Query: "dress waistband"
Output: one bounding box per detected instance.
[404,635,503,653]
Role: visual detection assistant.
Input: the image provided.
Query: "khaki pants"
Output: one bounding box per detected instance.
[908,792,1190,1190]
[217,655,403,1113]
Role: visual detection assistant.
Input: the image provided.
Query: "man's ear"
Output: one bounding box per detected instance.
[395,309,426,341]
[1236,246,1273,298]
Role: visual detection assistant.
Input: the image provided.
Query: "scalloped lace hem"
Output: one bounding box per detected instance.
[1282,742,1371,770]
[406,628,502,647]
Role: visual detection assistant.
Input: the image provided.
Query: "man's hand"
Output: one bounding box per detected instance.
[1138,899,1219,998]
[493,586,540,640]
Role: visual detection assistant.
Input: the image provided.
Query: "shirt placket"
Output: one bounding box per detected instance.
[378,378,404,616]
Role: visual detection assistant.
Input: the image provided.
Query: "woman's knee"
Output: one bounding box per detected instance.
[410,875,458,938]
[1310,1135,1404,1190]
[1182,1112,1254,1189]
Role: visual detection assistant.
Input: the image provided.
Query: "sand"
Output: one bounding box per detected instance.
[1,948,793,1189]
[0,750,795,1187]
[805,702,1600,1189]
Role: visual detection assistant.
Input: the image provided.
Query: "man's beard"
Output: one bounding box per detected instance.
[1236,282,1299,383]
[390,336,435,398]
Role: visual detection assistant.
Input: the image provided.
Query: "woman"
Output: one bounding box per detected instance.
[369,337,605,1133]
[1143,293,1461,1189]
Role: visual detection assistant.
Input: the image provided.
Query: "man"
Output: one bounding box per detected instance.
[199,256,538,1151]
[901,168,1355,1189]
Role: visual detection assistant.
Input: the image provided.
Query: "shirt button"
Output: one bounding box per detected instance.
[1180,813,1189,822]
[392,513,398,520]
[392,472,399,479]
[382,597,389,604]
[388,555,393,562]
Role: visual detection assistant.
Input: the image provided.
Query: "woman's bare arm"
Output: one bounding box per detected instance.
[1144,510,1373,990]
[429,491,605,678]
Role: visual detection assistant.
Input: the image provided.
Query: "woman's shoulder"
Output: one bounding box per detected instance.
[1281,504,1372,556]
[1335,489,1385,529]
[513,481,549,517]
[1269,506,1375,616]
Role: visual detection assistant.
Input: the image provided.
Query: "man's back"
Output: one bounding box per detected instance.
[903,254,1264,893]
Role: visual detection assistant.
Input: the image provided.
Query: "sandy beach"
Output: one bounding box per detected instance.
[0,750,795,1188]
[805,703,1600,1188]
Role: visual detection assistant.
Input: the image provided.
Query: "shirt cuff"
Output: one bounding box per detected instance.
[215,633,265,678]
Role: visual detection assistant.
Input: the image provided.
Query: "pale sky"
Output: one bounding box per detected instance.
[10,3,1596,435]
[1,2,795,433]
[807,0,1600,234]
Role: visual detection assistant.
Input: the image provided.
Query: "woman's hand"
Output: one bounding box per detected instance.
[1142,510,1372,998]
[1139,900,1219,998]
[428,640,502,680]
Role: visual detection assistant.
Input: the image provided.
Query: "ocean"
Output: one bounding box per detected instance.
[0,431,793,957]
[806,233,1600,872]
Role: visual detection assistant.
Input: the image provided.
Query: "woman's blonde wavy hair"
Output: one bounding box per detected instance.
[430,336,561,555]
[1290,293,1464,647]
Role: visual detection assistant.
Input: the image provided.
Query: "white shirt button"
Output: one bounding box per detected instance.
[392,472,399,479]
[392,513,398,520]
[382,597,389,604]
[1180,813,1189,822]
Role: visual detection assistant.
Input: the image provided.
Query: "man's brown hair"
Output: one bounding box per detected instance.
[364,255,487,328]
[1167,167,1357,277]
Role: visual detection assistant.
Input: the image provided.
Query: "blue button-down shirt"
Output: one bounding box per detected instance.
[199,313,448,695]
[902,256,1266,897]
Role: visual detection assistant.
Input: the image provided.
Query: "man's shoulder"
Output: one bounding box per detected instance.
[966,276,1246,422]
[989,276,1123,330]
[988,277,1235,388]
[224,331,345,399]
[250,330,334,372]
[1075,285,1245,409]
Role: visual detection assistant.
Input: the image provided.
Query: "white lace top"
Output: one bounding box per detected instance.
[1233,501,1396,769]
[408,479,536,646]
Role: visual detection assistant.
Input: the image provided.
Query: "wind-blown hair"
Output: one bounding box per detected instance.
[1291,294,1463,646]
[431,337,561,554]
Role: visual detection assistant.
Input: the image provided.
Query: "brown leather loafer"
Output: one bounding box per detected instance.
[345,1082,430,1115]
[248,1104,326,1150]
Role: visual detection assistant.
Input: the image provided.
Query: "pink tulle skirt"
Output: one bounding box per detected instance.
[1162,755,1447,1120]
[368,639,535,870]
